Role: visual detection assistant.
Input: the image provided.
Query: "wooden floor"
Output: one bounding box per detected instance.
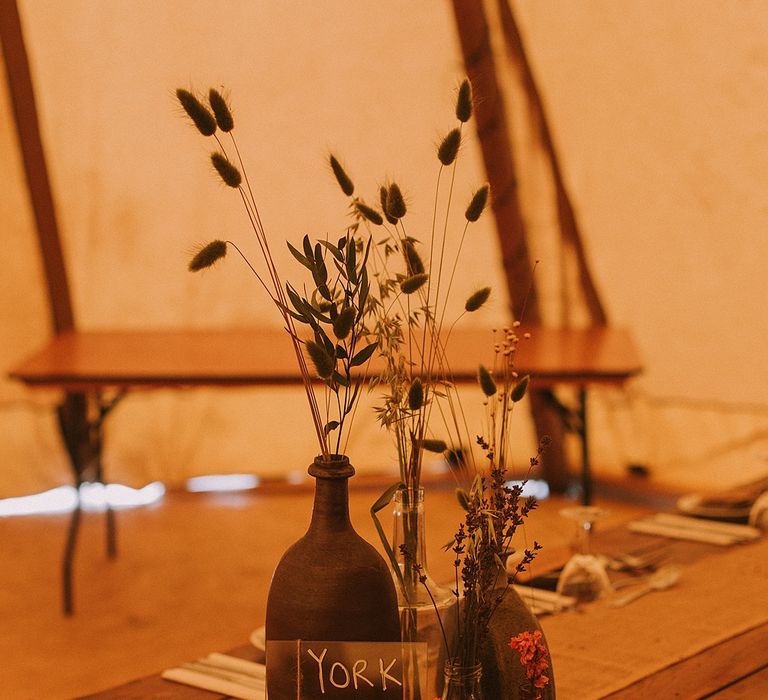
[0,480,652,699]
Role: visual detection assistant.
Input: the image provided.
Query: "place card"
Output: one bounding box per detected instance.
[266,640,427,699]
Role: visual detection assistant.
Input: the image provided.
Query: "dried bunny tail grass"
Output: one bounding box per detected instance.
[408,377,424,411]
[332,306,355,340]
[354,200,384,226]
[329,154,355,196]
[211,152,242,187]
[511,374,530,402]
[437,127,461,166]
[422,438,447,453]
[402,238,425,275]
[208,88,234,132]
[465,286,491,312]
[305,339,336,379]
[386,182,407,220]
[380,186,398,225]
[478,365,497,397]
[189,240,227,271]
[176,89,217,136]
[456,78,473,123]
[400,272,429,295]
[465,184,490,222]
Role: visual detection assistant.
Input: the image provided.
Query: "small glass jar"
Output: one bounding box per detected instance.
[441,660,483,700]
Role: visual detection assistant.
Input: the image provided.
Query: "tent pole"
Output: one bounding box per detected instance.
[0,0,73,333]
[495,0,608,326]
[450,0,571,493]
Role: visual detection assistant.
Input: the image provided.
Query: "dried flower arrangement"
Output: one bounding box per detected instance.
[420,327,551,696]
[177,80,551,698]
[368,79,491,495]
[321,79,494,488]
[177,88,376,458]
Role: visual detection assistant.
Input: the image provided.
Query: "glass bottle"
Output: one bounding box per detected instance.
[441,661,484,700]
[393,487,457,699]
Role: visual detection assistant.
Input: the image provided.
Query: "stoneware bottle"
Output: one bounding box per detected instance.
[479,586,556,698]
[265,455,401,696]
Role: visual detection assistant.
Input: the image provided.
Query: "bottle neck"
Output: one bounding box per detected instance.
[393,487,427,567]
[308,455,354,532]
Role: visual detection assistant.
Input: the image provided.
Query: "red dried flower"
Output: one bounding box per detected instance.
[509,630,550,699]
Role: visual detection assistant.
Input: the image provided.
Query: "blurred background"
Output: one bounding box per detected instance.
[3,0,768,500]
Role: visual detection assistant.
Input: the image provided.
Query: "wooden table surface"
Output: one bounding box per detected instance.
[81,509,768,700]
[539,528,768,699]
[10,326,641,390]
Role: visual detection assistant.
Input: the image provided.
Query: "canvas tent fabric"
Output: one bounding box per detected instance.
[2,0,767,498]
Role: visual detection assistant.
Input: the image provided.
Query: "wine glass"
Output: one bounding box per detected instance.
[556,506,612,602]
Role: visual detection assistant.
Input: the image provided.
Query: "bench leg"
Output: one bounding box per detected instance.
[57,390,124,613]
[106,505,117,558]
[62,490,81,616]
[91,429,117,559]
[539,386,593,504]
[530,388,571,493]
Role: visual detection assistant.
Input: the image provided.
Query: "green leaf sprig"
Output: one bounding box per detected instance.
[283,231,378,453]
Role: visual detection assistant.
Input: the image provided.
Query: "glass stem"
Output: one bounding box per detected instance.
[578,518,593,555]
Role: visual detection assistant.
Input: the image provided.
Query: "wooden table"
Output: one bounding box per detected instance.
[9,325,641,613]
[11,326,640,389]
[10,325,642,489]
[80,520,768,699]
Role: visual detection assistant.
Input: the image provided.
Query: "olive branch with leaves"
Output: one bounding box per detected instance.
[282,230,378,455]
[177,87,374,459]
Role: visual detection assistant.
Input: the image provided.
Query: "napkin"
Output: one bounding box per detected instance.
[513,584,576,615]
[628,513,762,545]
[162,653,266,699]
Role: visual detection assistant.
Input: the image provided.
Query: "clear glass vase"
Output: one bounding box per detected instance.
[441,661,484,700]
[392,487,457,700]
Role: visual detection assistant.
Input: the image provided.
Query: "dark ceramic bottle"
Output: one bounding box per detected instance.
[479,583,556,698]
[265,455,401,696]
